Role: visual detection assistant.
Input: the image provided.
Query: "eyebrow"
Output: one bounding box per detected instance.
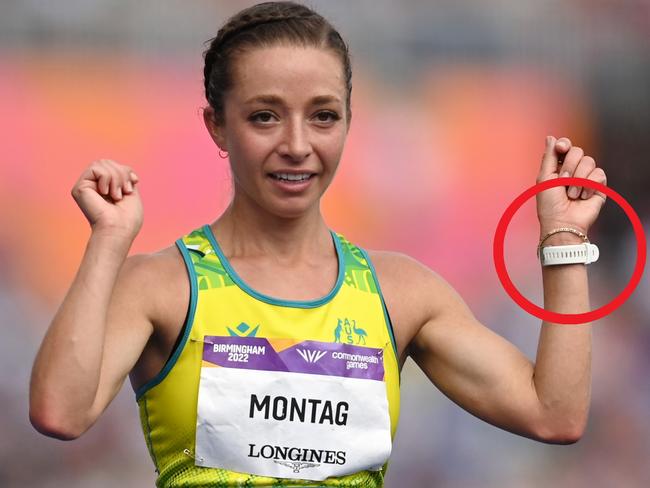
[243,94,342,106]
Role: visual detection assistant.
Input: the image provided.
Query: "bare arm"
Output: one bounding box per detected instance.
[29,160,148,440]
[533,233,591,441]
[528,135,606,441]
[396,136,606,444]
[406,257,588,444]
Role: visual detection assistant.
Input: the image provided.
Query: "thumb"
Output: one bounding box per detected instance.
[538,135,560,181]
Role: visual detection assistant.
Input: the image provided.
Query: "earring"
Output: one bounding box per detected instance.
[219,149,229,159]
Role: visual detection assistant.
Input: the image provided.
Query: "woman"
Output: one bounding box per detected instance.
[29,1,607,487]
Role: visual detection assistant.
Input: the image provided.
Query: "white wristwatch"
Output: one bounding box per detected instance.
[540,243,600,266]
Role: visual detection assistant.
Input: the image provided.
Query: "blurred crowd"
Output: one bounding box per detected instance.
[1,1,648,486]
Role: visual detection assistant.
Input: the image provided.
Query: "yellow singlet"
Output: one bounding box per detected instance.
[136,224,401,487]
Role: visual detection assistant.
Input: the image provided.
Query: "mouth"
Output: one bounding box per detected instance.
[268,172,316,183]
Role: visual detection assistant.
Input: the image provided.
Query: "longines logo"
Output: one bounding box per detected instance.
[274,460,320,474]
[248,443,346,472]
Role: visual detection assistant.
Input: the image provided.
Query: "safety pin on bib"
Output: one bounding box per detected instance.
[190,337,216,345]
[183,448,204,463]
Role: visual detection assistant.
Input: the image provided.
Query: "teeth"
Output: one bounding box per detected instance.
[273,173,311,181]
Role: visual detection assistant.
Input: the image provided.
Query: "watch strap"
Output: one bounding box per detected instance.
[540,243,599,266]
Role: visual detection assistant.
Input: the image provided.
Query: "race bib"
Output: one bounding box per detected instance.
[195,336,392,481]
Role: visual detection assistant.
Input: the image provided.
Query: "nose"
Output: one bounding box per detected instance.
[278,116,312,162]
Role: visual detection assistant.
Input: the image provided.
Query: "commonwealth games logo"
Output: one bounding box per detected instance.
[296,349,327,363]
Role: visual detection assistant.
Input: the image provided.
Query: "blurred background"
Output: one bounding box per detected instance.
[1,0,649,486]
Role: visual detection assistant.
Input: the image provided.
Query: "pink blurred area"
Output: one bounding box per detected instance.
[1,54,587,308]
[1,53,225,304]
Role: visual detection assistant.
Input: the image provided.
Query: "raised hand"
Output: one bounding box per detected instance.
[70,159,143,240]
[536,136,607,237]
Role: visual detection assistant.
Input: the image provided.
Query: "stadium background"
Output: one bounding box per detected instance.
[1,1,648,486]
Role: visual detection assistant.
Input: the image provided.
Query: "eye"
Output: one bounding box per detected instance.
[249,111,278,124]
[313,111,341,125]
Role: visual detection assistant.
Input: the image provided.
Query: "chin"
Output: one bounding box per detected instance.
[267,199,319,220]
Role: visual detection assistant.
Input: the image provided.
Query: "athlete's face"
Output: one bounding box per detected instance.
[205,45,349,218]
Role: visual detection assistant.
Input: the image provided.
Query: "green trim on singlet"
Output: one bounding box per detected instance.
[203,224,346,309]
[141,394,160,474]
[359,248,399,366]
[135,239,198,401]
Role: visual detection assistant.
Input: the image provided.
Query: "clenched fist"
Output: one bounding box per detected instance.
[536,136,607,237]
[71,159,143,241]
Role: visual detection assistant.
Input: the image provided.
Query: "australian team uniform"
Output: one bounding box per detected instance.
[136,224,401,487]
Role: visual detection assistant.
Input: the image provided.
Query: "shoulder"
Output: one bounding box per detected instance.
[365,249,452,306]
[118,243,187,323]
[121,244,183,286]
[365,250,438,283]
[364,249,457,360]
[366,248,471,319]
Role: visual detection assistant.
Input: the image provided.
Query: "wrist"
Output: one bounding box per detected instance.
[540,233,585,246]
[88,227,135,256]
[539,222,588,239]
[538,225,589,247]
[537,225,599,266]
[537,226,599,266]
[91,222,139,243]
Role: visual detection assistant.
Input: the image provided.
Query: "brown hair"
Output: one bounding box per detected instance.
[203,1,352,125]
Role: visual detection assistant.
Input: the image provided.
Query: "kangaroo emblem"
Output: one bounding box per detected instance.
[334,319,343,343]
[334,318,367,345]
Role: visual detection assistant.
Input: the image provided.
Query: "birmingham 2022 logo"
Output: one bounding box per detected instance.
[227,321,260,337]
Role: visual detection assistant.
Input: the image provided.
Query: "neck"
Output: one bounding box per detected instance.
[211,193,332,262]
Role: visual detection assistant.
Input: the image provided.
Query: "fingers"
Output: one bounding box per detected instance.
[582,167,607,201]
[538,136,559,181]
[538,136,574,181]
[558,145,583,178]
[560,146,586,198]
[84,159,139,202]
[93,166,111,196]
[569,155,595,198]
[105,163,123,201]
[554,137,572,160]
[548,137,606,201]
